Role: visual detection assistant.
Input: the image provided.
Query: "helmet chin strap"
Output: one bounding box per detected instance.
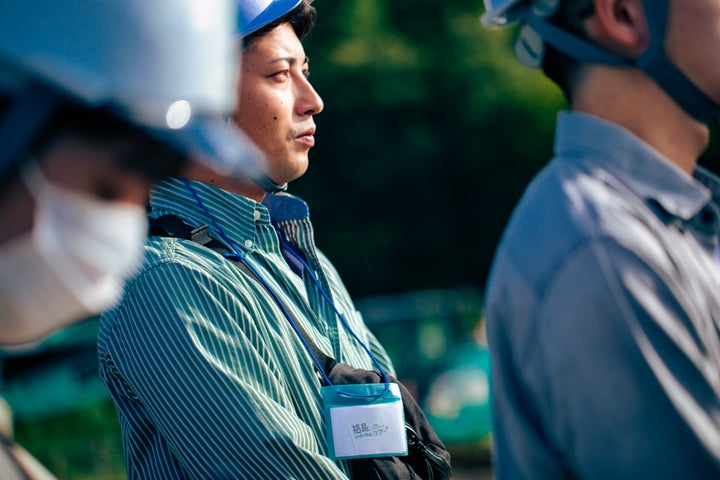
[522,0,720,125]
[634,0,720,125]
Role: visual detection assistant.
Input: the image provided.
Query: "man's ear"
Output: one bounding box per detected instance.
[585,0,650,57]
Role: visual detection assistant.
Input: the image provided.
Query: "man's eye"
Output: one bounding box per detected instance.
[270,70,289,80]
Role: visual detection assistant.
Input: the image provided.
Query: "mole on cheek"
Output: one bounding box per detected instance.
[273,116,278,120]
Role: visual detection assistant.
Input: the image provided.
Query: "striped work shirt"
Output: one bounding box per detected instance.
[98,178,395,479]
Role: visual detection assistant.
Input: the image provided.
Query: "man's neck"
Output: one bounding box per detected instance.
[572,66,710,175]
[181,162,267,203]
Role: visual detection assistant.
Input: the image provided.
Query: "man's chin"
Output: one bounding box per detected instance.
[266,161,309,185]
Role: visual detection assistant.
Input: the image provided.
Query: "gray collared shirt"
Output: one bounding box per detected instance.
[485,111,720,479]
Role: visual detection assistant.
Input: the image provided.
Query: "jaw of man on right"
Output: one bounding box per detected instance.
[563,0,719,173]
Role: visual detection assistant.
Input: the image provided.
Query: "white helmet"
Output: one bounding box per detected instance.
[481,0,720,124]
[237,0,303,38]
[0,0,265,180]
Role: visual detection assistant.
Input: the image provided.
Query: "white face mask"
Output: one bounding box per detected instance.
[0,162,148,346]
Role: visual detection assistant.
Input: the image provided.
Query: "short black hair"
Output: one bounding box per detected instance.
[243,0,317,52]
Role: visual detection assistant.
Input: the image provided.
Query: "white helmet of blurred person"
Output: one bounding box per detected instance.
[0,0,265,345]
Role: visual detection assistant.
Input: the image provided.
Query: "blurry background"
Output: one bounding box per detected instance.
[4,0,719,478]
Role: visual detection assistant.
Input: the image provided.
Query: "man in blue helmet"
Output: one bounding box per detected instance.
[482,0,720,478]
[98,1,397,478]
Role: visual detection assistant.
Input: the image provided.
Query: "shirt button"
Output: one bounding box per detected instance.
[254,210,261,221]
[244,240,253,249]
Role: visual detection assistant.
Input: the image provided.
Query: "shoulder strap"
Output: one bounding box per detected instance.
[148,214,336,375]
[149,214,229,254]
[149,214,213,245]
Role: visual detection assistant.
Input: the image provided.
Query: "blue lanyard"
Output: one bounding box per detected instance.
[182,179,390,398]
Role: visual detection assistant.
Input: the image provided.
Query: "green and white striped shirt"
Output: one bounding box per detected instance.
[98,178,395,479]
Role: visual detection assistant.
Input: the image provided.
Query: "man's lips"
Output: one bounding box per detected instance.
[295,128,316,147]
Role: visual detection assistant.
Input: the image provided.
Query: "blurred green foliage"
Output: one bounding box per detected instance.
[294,0,563,297]
[14,401,125,480]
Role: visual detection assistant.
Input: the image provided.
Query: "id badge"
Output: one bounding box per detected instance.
[322,383,407,460]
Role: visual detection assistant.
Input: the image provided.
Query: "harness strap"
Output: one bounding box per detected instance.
[148,214,336,374]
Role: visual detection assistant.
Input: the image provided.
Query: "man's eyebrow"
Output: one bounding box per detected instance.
[266,56,310,66]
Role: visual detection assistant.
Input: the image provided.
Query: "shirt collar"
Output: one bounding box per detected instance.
[150,179,314,252]
[150,177,261,246]
[262,192,310,223]
[555,111,716,221]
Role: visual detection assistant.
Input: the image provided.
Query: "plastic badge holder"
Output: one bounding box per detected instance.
[322,383,407,460]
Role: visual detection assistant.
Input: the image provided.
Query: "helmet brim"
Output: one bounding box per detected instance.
[147,115,266,181]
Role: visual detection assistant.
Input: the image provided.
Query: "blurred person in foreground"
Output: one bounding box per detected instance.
[0,0,258,477]
[482,0,720,478]
[98,0,397,478]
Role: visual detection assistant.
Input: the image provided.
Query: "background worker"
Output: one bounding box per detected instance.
[482,0,720,478]
[0,0,262,346]
[0,0,257,477]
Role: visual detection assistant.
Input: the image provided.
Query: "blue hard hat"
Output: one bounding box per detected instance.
[237,0,303,38]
